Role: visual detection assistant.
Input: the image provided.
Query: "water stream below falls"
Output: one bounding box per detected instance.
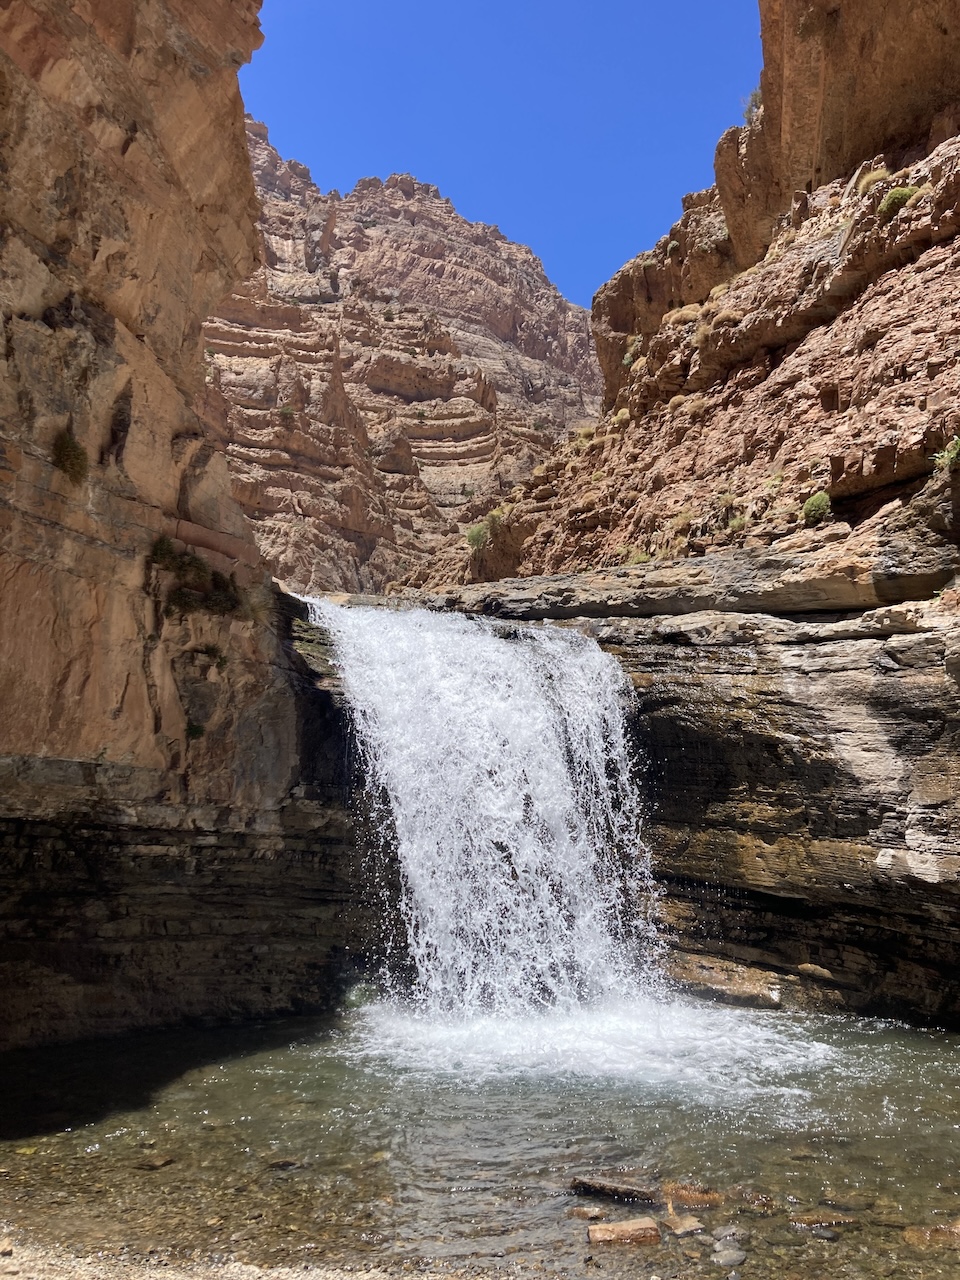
[3,605,960,1278]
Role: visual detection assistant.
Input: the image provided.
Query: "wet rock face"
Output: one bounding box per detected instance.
[424,565,960,1024]
[201,123,601,595]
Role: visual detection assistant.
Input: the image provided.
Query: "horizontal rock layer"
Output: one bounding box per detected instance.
[405,564,960,1024]
[201,123,600,594]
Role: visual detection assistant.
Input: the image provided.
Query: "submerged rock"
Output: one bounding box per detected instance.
[790,1211,858,1228]
[903,1221,960,1249]
[712,1246,747,1267]
[571,1169,660,1202]
[661,1213,704,1236]
[587,1216,660,1244]
[663,1180,724,1208]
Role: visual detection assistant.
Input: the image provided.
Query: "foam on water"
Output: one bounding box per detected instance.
[312,601,656,1015]
[313,600,842,1106]
[348,995,839,1099]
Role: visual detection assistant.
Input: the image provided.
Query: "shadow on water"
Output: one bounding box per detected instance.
[0,1013,338,1141]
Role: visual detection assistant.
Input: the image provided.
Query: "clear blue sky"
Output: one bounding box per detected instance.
[240,2,762,309]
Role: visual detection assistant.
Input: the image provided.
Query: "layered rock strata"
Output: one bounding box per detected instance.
[421,569,960,1025]
[202,123,600,594]
[718,0,960,267]
[508,130,960,590]
[0,3,363,1048]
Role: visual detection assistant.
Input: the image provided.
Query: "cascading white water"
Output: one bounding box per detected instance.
[311,601,659,1018]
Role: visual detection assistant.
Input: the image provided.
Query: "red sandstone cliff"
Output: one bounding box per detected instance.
[482,1,960,604]
[202,123,600,594]
[0,0,315,818]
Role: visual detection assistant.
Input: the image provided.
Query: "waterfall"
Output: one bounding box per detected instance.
[312,601,658,1018]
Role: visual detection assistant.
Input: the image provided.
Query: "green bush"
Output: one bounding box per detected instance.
[934,436,960,470]
[52,429,88,485]
[150,535,179,571]
[802,491,831,526]
[466,523,489,552]
[153,536,242,619]
[623,546,651,565]
[743,85,762,126]
[198,644,228,671]
[186,721,205,741]
[878,186,919,224]
[622,352,635,369]
[485,508,504,535]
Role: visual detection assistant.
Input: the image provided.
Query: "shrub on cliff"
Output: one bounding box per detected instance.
[743,85,762,126]
[857,167,890,196]
[151,537,242,618]
[934,436,960,470]
[878,186,920,224]
[465,507,509,555]
[52,429,88,485]
[802,491,831,526]
[466,523,490,552]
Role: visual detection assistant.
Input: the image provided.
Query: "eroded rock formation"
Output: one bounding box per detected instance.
[416,0,960,1024]
[718,0,960,267]
[509,133,960,599]
[0,1,360,1048]
[202,123,600,594]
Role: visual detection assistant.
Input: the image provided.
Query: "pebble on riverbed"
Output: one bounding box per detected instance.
[712,1224,749,1243]
[661,1213,704,1236]
[712,1246,747,1267]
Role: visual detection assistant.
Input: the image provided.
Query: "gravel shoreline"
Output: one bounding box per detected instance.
[0,1237,546,1280]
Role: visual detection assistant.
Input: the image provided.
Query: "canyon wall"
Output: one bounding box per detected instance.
[419,1,960,1024]
[426,570,960,1025]
[718,0,960,267]
[0,2,363,1049]
[201,123,600,595]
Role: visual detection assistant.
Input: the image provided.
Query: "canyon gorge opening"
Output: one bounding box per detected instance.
[6,0,960,1277]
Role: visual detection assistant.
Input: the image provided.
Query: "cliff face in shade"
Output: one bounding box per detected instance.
[201,122,600,595]
[718,0,960,268]
[0,3,365,1049]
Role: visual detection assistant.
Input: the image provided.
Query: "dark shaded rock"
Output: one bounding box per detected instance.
[571,1170,660,1203]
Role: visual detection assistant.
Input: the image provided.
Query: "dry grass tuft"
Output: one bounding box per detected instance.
[663,303,701,327]
[856,166,890,196]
